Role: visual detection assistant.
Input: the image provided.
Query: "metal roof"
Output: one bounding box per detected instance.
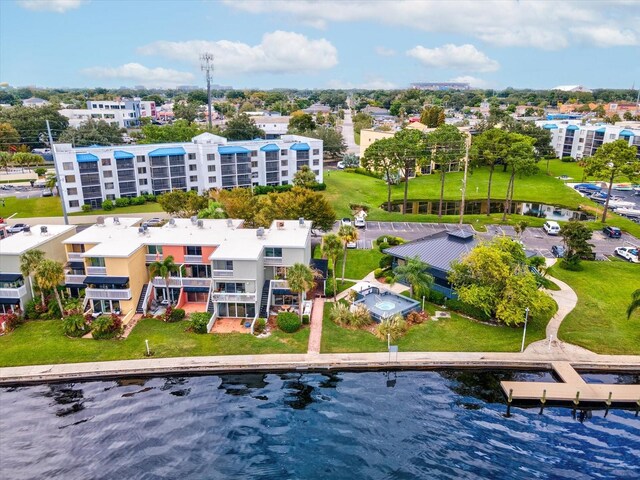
[290,143,310,151]
[260,143,280,152]
[219,145,250,155]
[384,230,477,273]
[148,147,186,157]
[76,153,99,162]
[114,150,134,160]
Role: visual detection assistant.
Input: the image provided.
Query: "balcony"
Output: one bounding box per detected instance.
[211,292,257,303]
[146,254,162,262]
[152,277,212,288]
[85,288,132,300]
[68,252,84,260]
[212,269,234,278]
[86,266,107,275]
[0,285,28,298]
[184,254,203,264]
[65,274,86,285]
[264,257,283,266]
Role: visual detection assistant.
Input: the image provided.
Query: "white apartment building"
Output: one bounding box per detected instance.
[54,133,324,212]
[59,100,141,129]
[251,116,290,139]
[535,120,640,160]
[139,100,157,119]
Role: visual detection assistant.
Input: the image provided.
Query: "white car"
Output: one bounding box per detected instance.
[145,217,163,227]
[346,240,357,249]
[354,217,366,228]
[7,223,29,234]
[614,247,639,263]
[337,161,345,169]
[543,220,561,236]
[341,218,352,227]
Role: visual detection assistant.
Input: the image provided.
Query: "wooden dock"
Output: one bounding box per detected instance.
[501,362,640,405]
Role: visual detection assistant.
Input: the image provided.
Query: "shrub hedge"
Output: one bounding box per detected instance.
[190,312,210,334]
[276,311,301,333]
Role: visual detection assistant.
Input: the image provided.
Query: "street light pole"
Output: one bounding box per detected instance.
[459,131,471,226]
[46,120,68,225]
[520,307,530,353]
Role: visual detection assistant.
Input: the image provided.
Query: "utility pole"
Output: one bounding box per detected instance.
[458,131,472,225]
[200,53,214,130]
[46,120,69,225]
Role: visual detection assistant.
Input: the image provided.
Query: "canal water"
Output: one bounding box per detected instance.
[1,371,638,479]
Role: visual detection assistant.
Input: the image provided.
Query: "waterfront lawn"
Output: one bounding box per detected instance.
[550,262,640,355]
[0,318,309,367]
[320,301,550,353]
[0,196,62,218]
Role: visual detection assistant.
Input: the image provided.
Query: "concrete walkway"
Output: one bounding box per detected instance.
[307,298,325,354]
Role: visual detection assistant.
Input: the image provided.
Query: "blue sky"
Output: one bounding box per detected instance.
[1,0,639,90]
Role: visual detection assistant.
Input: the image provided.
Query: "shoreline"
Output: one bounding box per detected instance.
[2,351,640,386]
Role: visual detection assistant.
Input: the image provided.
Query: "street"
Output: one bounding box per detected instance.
[340,109,359,155]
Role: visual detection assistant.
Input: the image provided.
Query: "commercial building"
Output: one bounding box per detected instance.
[536,121,640,159]
[53,133,323,212]
[410,82,470,91]
[62,217,313,329]
[0,224,77,314]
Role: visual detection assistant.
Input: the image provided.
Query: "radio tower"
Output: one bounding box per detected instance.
[200,53,214,129]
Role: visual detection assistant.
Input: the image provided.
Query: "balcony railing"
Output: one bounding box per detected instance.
[0,285,28,298]
[68,252,84,260]
[264,257,283,265]
[65,274,86,284]
[184,254,203,264]
[152,277,212,288]
[85,288,132,300]
[86,266,107,275]
[212,269,234,277]
[146,254,162,262]
[211,292,257,303]
[271,280,289,289]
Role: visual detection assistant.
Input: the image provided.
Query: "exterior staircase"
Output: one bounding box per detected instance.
[258,280,270,318]
[207,295,215,314]
[135,284,149,314]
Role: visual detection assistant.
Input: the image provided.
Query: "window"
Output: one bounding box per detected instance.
[251,172,259,179]
[313,149,319,155]
[139,179,148,186]
[579,138,584,143]
[189,164,197,171]
[88,257,105,267]
[104,182,114,189]
[265,247,282,258]
[208,176,216,183]
[609,134,616,139]
[313,170,320,175]
[101,158,111,166]
[313,159,320,166]
[136,155,145,163]
[188,153,196,160]
[190,175,198,182]
[103,170,113,178]
[207,153,215,161]
[185,246,202,255]
[208,165,216,172]
[67,188,78,195]
[106,194,116,200]
[69,200,79,208]
[147,245,163,255]
[63,162,73,171]
[281,170,288,177]
[138,167,147,174]
[214,260,233,270]
[251,150,257,157]
[281,150,287,155]
[281,160,288,166]
[251,161,258,168]
[64,175,76,183]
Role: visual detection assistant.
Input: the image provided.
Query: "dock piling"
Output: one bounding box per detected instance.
[505,388,513,417]
[539,389,547,415]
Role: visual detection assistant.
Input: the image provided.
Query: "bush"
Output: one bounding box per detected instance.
[325,282,335,297]
[384,274,394,283]
[560,257,583,271]
[406,310,430,325]
[81,204,92,212]
[144,194,157,202]
[445,298,491,321]
[302,314,310,325]
[62,314,91,337]
[115,197,131,207]
[373,267,386,279]
[376,314,407,342]
[277,311,301,333]
[274,184,293,193]
[348,167,383,179]
[329,303,371,328]
[378,241,390,252]
[2,310,23,332]
[311,183,327,191]
[24,299,41,320]
[254,317,267,334]
[376,235,404,246]
[91,314,122,340]
[168,308,185,322]
[329,302,352,326]
[378,255,393,270]
[425,289,446,305]
[130,196,146,206]
[101,199,114,211]
[350,304,372,327]
[190,312,210,334]
[561,156,574,163]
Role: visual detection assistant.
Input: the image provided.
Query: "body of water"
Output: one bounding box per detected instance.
[1,371,639,479]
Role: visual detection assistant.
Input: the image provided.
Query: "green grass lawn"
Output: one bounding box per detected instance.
[334,248,384,280]
[0,318,309,367]
[320,301,551,353]
[0,195,63,217]
[549,262,640,355]
[69,202,163,216]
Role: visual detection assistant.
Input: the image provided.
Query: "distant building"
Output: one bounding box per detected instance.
[553,85,592,93]
[362,105,390,116]
[303,103,331,114]
[22,97,49,107]
[410,82,470,91]
[139,100,157,119]
[60,99,142,128]
[251,116,291,139]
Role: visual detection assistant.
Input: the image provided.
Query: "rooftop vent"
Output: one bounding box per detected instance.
[138,227,145,235]
[226,219,233,228]
[190,215,198,225]
[96,216,105,227]
[299,217,305,227]
[196,219,204,229]
[40,226,48,235]
[142,224,148,231]
[257,227,265,238]
[276,221,285,229]
[23,225,31,234]
[169,218,176,227]
[113,217,120,225]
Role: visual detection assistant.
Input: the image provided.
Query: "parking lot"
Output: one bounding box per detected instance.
[0,184,49,199]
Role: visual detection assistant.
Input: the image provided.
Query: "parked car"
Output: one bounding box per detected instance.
[551,245,565,258]
[337,161,345,169]
[354,217,366,228]
[341,218,352,227]
[7,223,29,234]
[42,190,53,197]
[602,226,622,238]
[346,239,357,249]
[145,217,163,227]
[614,247,639,263]
[543,221,561,236]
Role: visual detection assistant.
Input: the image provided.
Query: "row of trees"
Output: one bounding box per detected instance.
[287,112,346,157]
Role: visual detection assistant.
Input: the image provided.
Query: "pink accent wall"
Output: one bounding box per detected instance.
[163,245,185,264]
[201,246,217,263]
[176,289,186,309]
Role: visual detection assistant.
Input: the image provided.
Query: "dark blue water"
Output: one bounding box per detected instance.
[1,371,639,479]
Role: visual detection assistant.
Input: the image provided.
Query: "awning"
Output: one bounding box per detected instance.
[84,276,129,286]
[0,273,23,282]
[67,261,84,269]
[0,298,20,305]
[595,127,606,134]
[76,153,99,162]
[260,143,280,152]
[620,129,635,137]
[183,287,210,293]
[542,124,558,129]
[219,145,251,154]
[65,283,86,288]
[567,125,579,131]
[290,143,310,151]
[114,150,134,160]
[273,288,294,295]
[148,147,186,157]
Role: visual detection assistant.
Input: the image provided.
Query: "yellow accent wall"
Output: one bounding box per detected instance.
[104,247,148,314]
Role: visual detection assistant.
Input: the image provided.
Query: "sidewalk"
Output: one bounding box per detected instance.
[307,298,324,354]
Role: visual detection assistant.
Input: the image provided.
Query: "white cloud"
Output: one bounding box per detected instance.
[407,44,499,72]
[82,63,195,88]
[18,0,85,13]
[222,0,640,49]
[375,46,396,57]
[137,31,338,75]
[448,76,490,89]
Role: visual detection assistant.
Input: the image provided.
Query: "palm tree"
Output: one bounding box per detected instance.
[627,289,640,320]
[19,249,45,302]
[390,256,434,298]
[44,173,58,195]
[321,233,343,301]
[35,259,65,315]
[338,224,359,282]
[148,255,180,302]
[286,263,315,321]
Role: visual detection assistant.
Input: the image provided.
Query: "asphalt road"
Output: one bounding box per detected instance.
[341,109,359,155]
[0,185,49,199]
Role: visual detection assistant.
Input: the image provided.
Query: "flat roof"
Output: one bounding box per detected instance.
[0,224,76,255]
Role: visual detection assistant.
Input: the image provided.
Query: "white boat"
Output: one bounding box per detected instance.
[608,200,636,209]
[615,207,640,218]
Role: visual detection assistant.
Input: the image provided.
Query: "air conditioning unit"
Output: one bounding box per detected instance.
[226,219,233,228]
[299,217,305,227]
[138,227,145,235]
[190,215,198,225]
[40,226,48,235]
[169,218,176,227]
[256,227,265,237]
[113,217,120,225]
[197,219,204,228]
[277,221,285,229]
[96,216,105,226]
[23,225,31,234]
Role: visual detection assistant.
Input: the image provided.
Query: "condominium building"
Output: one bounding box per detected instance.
[0,224,77,314]
[62,217,313,328]
[53,133,323,212]
[536,121,640,159]
[59,100,142,129]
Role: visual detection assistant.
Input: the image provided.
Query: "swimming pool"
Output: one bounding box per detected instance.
[353,286,421,321]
